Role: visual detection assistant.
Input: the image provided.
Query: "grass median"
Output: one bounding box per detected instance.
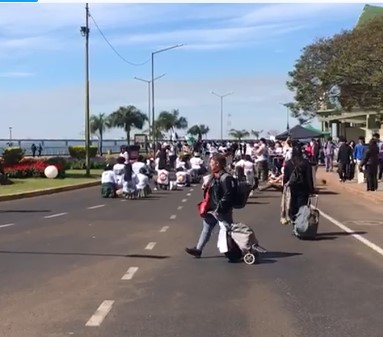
[0,169,103,196]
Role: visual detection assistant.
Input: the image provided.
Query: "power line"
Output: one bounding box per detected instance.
[89,12,150,67]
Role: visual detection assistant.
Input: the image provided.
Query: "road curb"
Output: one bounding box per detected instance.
[0,181,100,202]
[317,172,382,204]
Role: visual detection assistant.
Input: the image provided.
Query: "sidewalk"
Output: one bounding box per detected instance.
[316,167,383,204]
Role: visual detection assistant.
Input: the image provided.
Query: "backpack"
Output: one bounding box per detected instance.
[288,163,304,187]
[220,173,252,209]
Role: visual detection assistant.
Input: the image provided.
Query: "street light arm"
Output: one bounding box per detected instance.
[211,91,234,98]
[152,44,184,55]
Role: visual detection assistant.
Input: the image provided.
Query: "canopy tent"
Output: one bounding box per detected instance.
[275,125,324,140]
[304,124,330,136]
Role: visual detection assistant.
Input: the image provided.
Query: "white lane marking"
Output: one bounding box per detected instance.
[121,267,139,280]
[120,199,127,202]
[160,226,169,232]
[186,193,191,196]
[44,212,68,219]
[0,223,14,229]
[85,300,114,327]
[170,214,177,220]
[319,208,383,257]
[145,242,156,250]
[177,206,183,210]
[182,199,187,203]
[87,204,105,210]
[189,188,194,192]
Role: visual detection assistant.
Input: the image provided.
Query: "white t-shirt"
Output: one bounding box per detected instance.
[132,162,146,175]
[136,173,149,189]
[176,158,187,170]
[101,171,117,184]
[190,157,203,169]
[113,163,125,176]
[119,151,129,164]
[236,159,255,174]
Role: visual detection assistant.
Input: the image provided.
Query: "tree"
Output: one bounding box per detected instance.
[156,109,188,137]
[251,129,263,139]
[188,124,210,140]
[144,126,164,141]
[287,16,383,121]
[228,129,249,141]
[109,106,147,145]
[90,113,111,154]
[267,129,280,137]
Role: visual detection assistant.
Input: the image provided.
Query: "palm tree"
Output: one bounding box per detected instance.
[90,113,111,155]
[109,105,148,145]
[251,129,263,140]
[156,109,188,138]
[229,128,250,141]
[144,126,164,141]
[187,124,210,140]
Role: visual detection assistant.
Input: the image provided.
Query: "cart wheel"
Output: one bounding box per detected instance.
[243,253,256,265]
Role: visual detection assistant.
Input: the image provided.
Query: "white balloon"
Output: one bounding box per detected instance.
[44,165,58,179]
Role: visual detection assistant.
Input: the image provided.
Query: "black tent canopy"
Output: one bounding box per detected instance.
[275,125,323,140]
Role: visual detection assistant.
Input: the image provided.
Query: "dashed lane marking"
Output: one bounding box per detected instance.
[0,223,14,229]
[319,208,383,257]
[189,188,194,192]
[145,242,156,250]
[160,226,169,232]
[186,193,191,196]
[44,212,68,219]
[177,206,183,210]
[87,204,105,210]
[182,199,187,203]
[85,300,114,327]
[121,267,139,280]
[170,214,176,220]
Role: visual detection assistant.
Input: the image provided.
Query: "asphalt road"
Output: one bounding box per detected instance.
[1,183,383,337]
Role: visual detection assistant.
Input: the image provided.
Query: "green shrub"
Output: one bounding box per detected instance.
[67,157,110,170]
[2,147,25,166]
[45,156,69,170]
[68,145,98,159]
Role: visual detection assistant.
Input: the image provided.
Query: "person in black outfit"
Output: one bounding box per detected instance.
[337,136,353,182]
[283,145,315,220]
[360,139,379,191]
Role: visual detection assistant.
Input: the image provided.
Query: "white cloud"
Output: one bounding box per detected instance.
[0,72,34,78]
[0,75,295,139]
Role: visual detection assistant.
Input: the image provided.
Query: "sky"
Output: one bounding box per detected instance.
[0,2,370,140]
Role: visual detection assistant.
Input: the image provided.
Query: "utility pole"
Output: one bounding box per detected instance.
[81,3,91,176]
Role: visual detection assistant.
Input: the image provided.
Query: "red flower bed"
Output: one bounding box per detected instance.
[3,158,65,179]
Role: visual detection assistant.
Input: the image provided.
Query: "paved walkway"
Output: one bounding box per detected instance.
[317,167,383,204]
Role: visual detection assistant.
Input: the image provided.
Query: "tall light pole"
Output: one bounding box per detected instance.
[280,103,290,133]
[8,127,12,141]
[80,3,91,177]
[134,73,166,142]
[151,44,184,145]
[211,91,233,141]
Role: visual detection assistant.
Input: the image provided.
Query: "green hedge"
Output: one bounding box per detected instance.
[68,145,98,159]
[2,147,25,166]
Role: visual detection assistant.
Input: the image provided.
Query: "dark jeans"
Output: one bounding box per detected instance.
[378,159,383,180]
[365,164,378,191]
[338,161,349,181]
[289,190,309,220]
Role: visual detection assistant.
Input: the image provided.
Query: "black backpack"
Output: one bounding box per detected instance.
[220,173,252,209]
[289,163,304,186]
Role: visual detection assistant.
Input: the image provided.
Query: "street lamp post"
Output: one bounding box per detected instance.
[280,103,290,132]
[151,44,183,145]
[211,91,234,141]
[9,127,12,141]
[80,3,91,177]
[134,74,166,142]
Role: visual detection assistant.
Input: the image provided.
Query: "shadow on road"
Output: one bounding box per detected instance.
[247,201,270,205]
[0,209,51,213]
[315,231,367,241]
[317,190,339,195]
[0,250,170,259]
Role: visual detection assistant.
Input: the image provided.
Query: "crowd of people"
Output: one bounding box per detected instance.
[98,133,383,261]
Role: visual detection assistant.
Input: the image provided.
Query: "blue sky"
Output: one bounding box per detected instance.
[0,3,368,139]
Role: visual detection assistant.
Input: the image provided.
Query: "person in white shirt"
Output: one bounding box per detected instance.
[119,145,129,164]
[113,156,126,187]
[190,153,204,170]
[235,154,257,194]
[101,164,117,198]
[132,155,148,175]
[122,163,139,197]
[255,138,269,182]
[136,168,150,190]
